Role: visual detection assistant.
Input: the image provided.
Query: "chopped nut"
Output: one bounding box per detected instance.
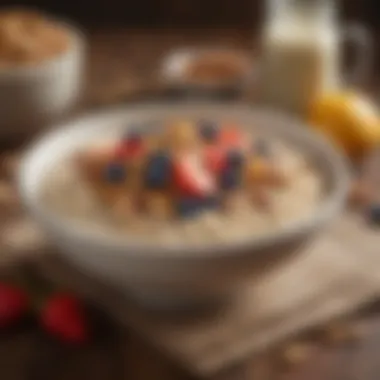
[267,166,289,188]
[250,186,271,210]
[321,321,361,345]
[112,195,135,221]
[279,341,315,368]
[76,144,116,182]
[144,192,172,220]
[145,134,163,152]
[90,181,124,207]
[245,158,272,183]
[128,153,147,174]
[222,191,248,212]
[165,120,199,152]
[245,158,288,188]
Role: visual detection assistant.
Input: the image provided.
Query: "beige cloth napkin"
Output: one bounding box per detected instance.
[1,211,380,376]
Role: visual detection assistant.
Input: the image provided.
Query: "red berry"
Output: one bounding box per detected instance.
[0,283,28,329]
[115,139,144,160]
[204,146,226,175]
[173,153,216,197]
[40,293,89,344]
[218,126,247,151]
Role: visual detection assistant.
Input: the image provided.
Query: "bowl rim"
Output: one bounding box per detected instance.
[0,15,85,78]
[18,103,350,259]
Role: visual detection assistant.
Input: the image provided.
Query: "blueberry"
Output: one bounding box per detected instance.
[176,196,221,219]
[253,139,271,157]
[368,204,380,226]
[176,198,201,218]
[104,162,126,183]
[199,120,219,143]
[219,167,242,190]
[145,151,172,189]
[226,149,245,167]
[175,197,208,219]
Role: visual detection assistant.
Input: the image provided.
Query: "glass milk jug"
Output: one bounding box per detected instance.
[259,0,372,116]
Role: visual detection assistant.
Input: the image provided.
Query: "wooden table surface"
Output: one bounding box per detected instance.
[2,28,380,380]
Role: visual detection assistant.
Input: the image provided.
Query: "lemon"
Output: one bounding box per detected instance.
[309,91,380,159]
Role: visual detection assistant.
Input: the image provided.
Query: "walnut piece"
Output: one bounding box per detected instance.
[322,321,361,345]
[279,341,315,368]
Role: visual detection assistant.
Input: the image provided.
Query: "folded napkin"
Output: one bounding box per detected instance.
[0,211,379,376]
[1,147,380,376]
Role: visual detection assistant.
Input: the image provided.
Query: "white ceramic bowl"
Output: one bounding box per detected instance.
[0,21,85,139]
[18,103,349,310]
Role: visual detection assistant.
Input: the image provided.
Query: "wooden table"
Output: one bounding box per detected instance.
[2,28,380,380]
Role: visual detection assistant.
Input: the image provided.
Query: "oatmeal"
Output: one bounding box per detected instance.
[40,120,323,246]
[0,9,70,68]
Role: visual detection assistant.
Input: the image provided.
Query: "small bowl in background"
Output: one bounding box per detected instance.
[160,47,255,99]
[0,15,86,140]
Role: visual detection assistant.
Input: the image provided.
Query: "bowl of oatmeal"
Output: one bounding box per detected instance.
[0,8,85,138]
[18,103,349,309]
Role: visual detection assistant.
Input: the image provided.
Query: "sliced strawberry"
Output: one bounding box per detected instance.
[114,139,145,161]
[173,153,216,197]
[203,145,226,175]
[218,126,247,151]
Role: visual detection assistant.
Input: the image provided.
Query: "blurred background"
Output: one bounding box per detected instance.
[1,0,375,108]
[0,0,379,29]
[2,2,380,379]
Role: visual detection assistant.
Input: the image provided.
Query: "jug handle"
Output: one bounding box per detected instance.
[342,23,373,88]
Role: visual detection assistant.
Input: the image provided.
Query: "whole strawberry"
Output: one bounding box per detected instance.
[0,283,29,329]
[40,293,89,344]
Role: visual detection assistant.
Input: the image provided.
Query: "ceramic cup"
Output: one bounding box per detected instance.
[0,21,86,140]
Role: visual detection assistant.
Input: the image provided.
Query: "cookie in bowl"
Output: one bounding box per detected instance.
[0,8,70,69]
[160,48,254,96]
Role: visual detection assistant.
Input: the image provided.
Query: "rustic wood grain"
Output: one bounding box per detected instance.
[0,0,376,28]
[1,307,380,380]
